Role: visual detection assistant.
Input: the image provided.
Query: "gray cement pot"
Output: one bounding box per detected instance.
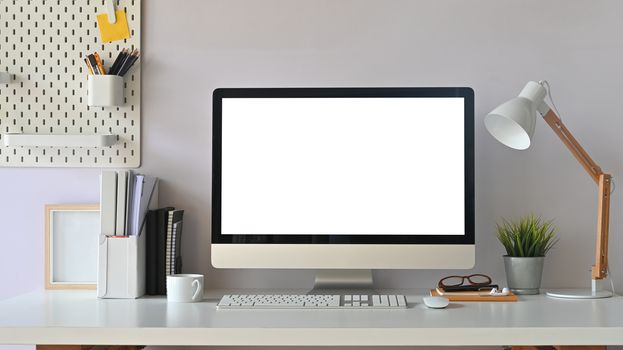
[503,256,545,295]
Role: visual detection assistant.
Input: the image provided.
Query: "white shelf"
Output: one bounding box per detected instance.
[2,133,117,147]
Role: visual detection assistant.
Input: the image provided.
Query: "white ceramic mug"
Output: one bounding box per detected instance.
[166,274,204,303]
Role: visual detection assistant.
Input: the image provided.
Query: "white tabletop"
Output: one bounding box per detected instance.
[0,289,622,346]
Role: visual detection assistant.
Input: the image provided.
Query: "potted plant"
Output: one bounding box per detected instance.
[496,215,558,295]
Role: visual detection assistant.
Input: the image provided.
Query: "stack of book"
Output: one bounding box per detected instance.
[145,207,184,295]
[100,170,158,237]
[98,170,159,299]
[100,171,185,296]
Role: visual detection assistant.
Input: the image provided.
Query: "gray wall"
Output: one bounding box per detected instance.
[1,0,622,349]
[139,0,623,293]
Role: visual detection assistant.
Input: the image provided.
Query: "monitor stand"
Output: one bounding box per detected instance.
[307,269,376,295]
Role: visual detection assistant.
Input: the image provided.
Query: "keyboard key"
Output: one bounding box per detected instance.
[328,296,340,306]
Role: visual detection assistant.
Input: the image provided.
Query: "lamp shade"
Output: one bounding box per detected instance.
[484,97,536,150]
[484,81,547,150]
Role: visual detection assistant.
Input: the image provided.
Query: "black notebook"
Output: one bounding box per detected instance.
[145,206,174,295]
[168,210,184,276]
[145,209,158,295]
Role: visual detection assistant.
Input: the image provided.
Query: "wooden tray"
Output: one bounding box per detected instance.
[430,288,518,302]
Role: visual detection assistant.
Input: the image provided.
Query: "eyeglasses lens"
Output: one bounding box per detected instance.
[442,276,465,286]
[468,275,490,285]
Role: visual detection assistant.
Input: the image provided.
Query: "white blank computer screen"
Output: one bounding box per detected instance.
[221,97,465,236]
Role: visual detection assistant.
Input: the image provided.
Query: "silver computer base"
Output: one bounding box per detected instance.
[546,279,613,299]
[308,269,377,295]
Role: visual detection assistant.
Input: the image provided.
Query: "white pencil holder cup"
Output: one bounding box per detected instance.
[87,75,124,107]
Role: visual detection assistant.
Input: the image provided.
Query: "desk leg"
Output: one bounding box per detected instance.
[512,346,606,350]
[37,346,143,350]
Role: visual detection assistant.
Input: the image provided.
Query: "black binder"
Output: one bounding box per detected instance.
[145,206,174,295]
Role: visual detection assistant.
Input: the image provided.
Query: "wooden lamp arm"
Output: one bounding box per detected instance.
[594,174,611,280]
[541,109,611,280]
[542,110,602,183]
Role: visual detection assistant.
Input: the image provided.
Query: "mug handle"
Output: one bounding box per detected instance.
[191,279,201,301]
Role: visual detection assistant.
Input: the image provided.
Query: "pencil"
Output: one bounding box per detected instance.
[110,48,127,75]
[87,54,100,74]
[118,49,140,76]
[84,57,94,75]
[93,52,106,75]
[115,49,134,76]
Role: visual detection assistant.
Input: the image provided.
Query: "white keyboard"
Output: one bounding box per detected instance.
[217,294,408,309]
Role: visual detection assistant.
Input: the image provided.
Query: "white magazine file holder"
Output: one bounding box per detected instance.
[97,183,158,299]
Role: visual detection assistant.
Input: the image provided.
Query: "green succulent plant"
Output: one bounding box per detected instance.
[496,215,559,257]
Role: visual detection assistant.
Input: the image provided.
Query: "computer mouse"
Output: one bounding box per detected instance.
[422,296,450,309]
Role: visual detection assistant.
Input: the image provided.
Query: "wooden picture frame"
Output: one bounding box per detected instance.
[45,204,100,290]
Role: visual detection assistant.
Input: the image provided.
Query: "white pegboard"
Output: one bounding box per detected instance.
[0,0,141,167]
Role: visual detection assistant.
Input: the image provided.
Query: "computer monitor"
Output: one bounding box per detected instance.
[212,87,474,288]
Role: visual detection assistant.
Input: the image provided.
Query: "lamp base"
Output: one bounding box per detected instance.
[546,289,612,299]
[546,279,613,299]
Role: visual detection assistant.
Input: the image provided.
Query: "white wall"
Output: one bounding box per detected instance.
[1,0,622,349]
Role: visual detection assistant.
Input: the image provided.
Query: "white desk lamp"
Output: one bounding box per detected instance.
[485,81,613,299]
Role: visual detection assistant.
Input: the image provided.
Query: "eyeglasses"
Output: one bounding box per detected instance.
[438,274,492,289]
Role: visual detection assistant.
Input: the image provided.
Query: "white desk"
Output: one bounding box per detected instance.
[0,290,622,347]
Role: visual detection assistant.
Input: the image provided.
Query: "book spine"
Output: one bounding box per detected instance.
[99,171,117,236]
[115,170,128,236]
[172,210,184,274]
[145,210,158,295]
[125,171,135,236]
[130,174,145,235]
[166,210,174,276]
[156,207,174,295]
[171,224,177,275]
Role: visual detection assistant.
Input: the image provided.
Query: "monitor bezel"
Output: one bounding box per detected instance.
[212,87,474,245]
